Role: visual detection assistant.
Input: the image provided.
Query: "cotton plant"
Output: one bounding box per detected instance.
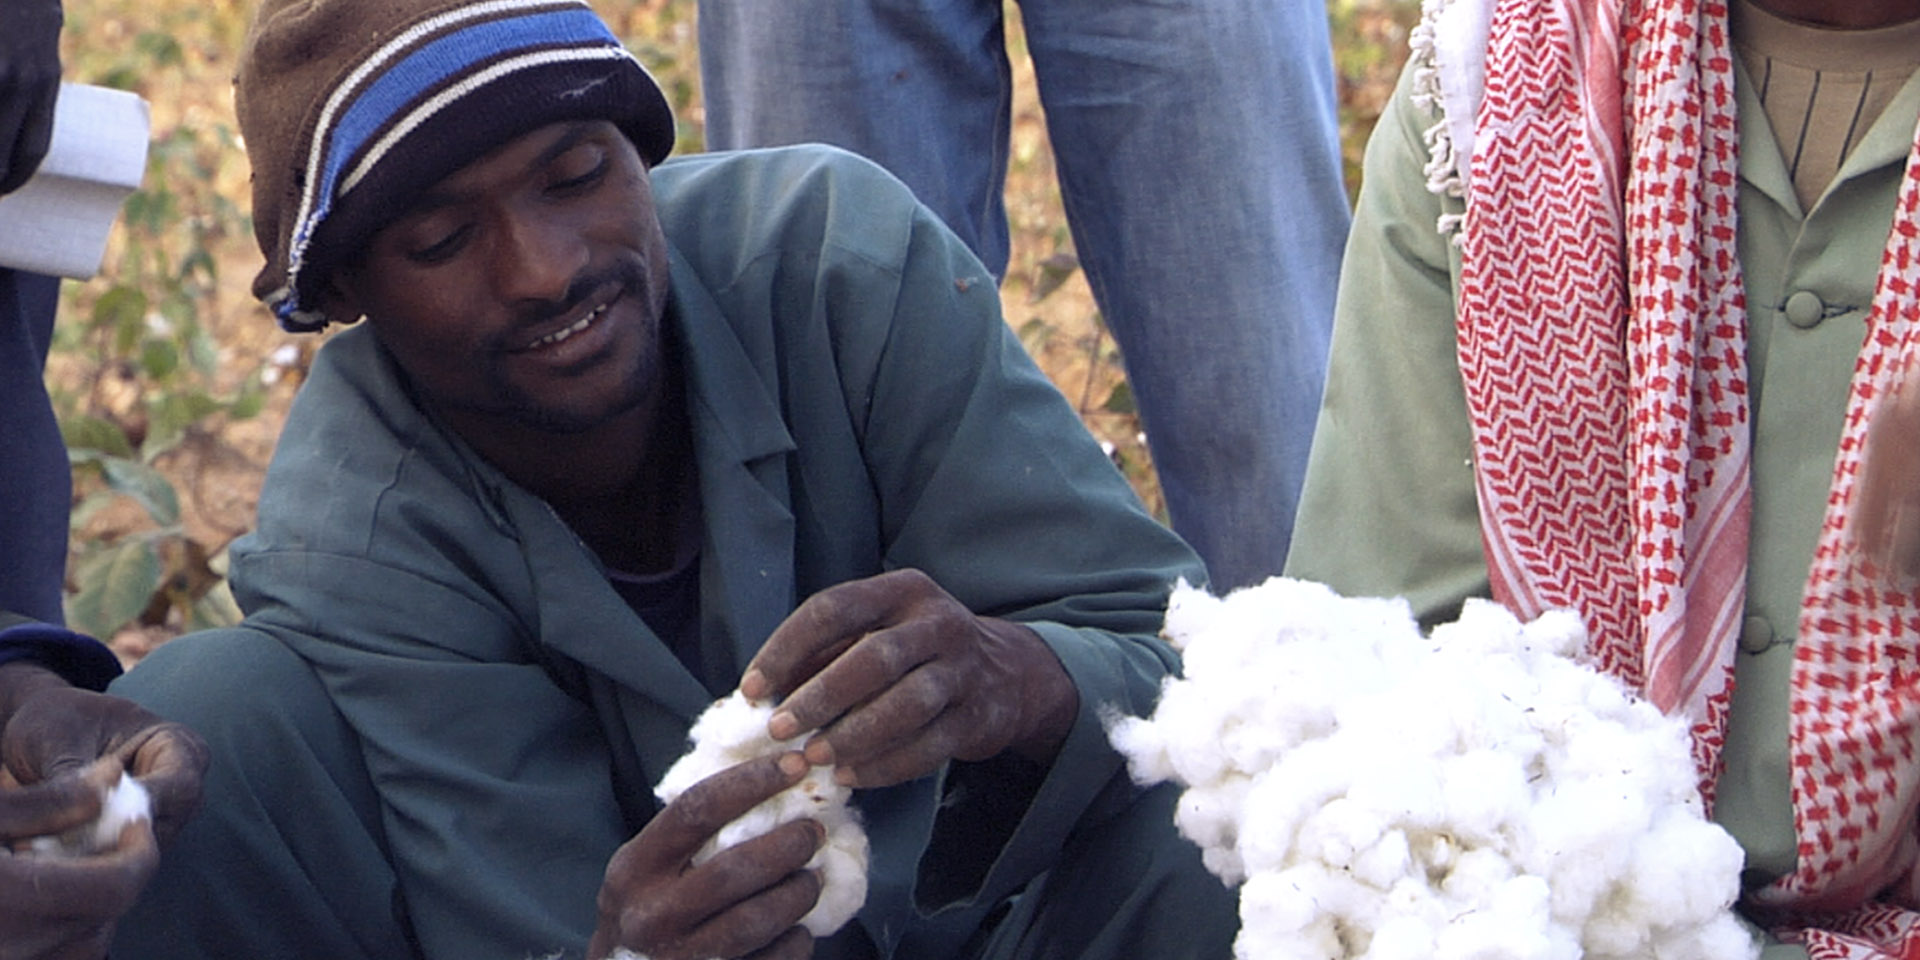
[1109,577,1758,960]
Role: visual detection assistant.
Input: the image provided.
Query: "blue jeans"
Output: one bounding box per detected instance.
[0,268,68,625]
[698,0,1350,590]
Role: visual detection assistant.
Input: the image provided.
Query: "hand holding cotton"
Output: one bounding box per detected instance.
[1108,578,1759,960]
[654,690,869,938]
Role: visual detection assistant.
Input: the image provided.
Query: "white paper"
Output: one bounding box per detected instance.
[0,83,150,279]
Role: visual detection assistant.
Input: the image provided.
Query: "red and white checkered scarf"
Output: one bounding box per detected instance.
[1439,0,1920,953]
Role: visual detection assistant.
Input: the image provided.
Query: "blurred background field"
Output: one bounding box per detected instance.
[44,0,1420,657]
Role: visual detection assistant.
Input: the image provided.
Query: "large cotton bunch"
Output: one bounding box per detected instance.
[654,690,869,937]
[1109,578,1758,960]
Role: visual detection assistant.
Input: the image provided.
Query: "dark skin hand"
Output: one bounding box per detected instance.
[741,568,1078,788]
[0,661,209,960]
[0,0,62,196]
[589,752,825,960]
[589,568,1078,959]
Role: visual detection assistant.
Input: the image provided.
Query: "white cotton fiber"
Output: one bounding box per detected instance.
[1107,577,1761,960]
[654,691,869,937]
[27,772,151,858]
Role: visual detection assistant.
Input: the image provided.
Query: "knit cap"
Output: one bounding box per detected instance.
[236,0,675,332]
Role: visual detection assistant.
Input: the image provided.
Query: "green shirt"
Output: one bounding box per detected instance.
[1285,53,1920,915]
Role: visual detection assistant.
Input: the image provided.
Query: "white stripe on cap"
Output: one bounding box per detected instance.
[278,0,591,320]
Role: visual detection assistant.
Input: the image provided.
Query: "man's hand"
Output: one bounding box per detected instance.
[0,761,158,960]
[740,568,1078,789]
[589,753,824,960]
[0,0,63,196]
[0,662,209,960]
[1857,368,1920,582]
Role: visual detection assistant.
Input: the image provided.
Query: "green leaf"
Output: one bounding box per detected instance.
[142,391,222,461]
[99,456,182,526]
[1101,381,1137,415]
[229,378,266,421]
[60,415,135,458]
[66,539,164,639]
[134,30,185,68]
[184,579,244,631]
[90,285,146,337]
[187,327,222,377]
[140,337,180,379]
[69,490,122,532]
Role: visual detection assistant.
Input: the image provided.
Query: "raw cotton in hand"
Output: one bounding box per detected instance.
[655,690,869,937]
[1108,577,1758,960]
[25,772,151,857]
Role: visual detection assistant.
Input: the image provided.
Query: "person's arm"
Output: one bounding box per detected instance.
[1,619,208,960]
[1281,61,1493,628]
[0,0,61,197]
[769,166,1197,914]
[0,617,124,693]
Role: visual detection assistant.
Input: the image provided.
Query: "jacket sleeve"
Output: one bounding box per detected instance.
[1282,61,1493,629]
[0,616,121,692]
[845,182,1203,921]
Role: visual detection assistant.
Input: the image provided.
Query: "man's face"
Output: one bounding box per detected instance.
[332,120,672,436]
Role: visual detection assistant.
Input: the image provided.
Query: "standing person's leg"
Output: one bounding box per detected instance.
[1023,0,1351,592]
[0,269,71,624]
[696,0,1016,276]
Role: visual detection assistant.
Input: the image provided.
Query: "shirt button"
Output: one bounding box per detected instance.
[1741,615,1776,653]
[1784,290,1825,328]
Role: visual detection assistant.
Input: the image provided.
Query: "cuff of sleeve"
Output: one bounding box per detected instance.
[0,622,122,692]
[915,621,1145,912]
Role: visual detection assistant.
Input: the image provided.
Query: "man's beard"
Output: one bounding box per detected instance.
[467,254,662,435]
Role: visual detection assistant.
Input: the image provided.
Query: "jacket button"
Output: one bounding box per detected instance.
[1741,615,1776,653]
[1784,290,1825,328]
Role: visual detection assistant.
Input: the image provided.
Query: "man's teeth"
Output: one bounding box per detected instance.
[532,305,608,348]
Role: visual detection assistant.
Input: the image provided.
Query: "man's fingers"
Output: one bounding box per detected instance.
[675,865,820,960]
[0,820,158,920]
[122,724,210,842]
[0,775,102,843]
[628,754,808,870]
[771,614,945,745]
[744,591,868,702]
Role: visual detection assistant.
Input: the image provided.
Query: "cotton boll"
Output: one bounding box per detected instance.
[1366,914,1440,960]
[1236,868,1344,960]
[1349,828,1414,890]
[27,773,151,857]
[655,691,868,937]
[1175,776,1251,881]
[1647,910,1760,960]
[1294,797,1389,872]
[1434,875,1570,960]
[1616,806,1746,932]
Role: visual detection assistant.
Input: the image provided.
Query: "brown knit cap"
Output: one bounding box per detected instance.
[236,0,674,331]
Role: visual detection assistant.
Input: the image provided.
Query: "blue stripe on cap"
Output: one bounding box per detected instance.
[323,7,618,202]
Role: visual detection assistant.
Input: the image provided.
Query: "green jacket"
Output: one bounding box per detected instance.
[230,145,1202,958]
[1285,53,1920,925]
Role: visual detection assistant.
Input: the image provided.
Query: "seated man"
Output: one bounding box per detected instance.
[107,0,1236,957]
[1286,0,1920,955]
